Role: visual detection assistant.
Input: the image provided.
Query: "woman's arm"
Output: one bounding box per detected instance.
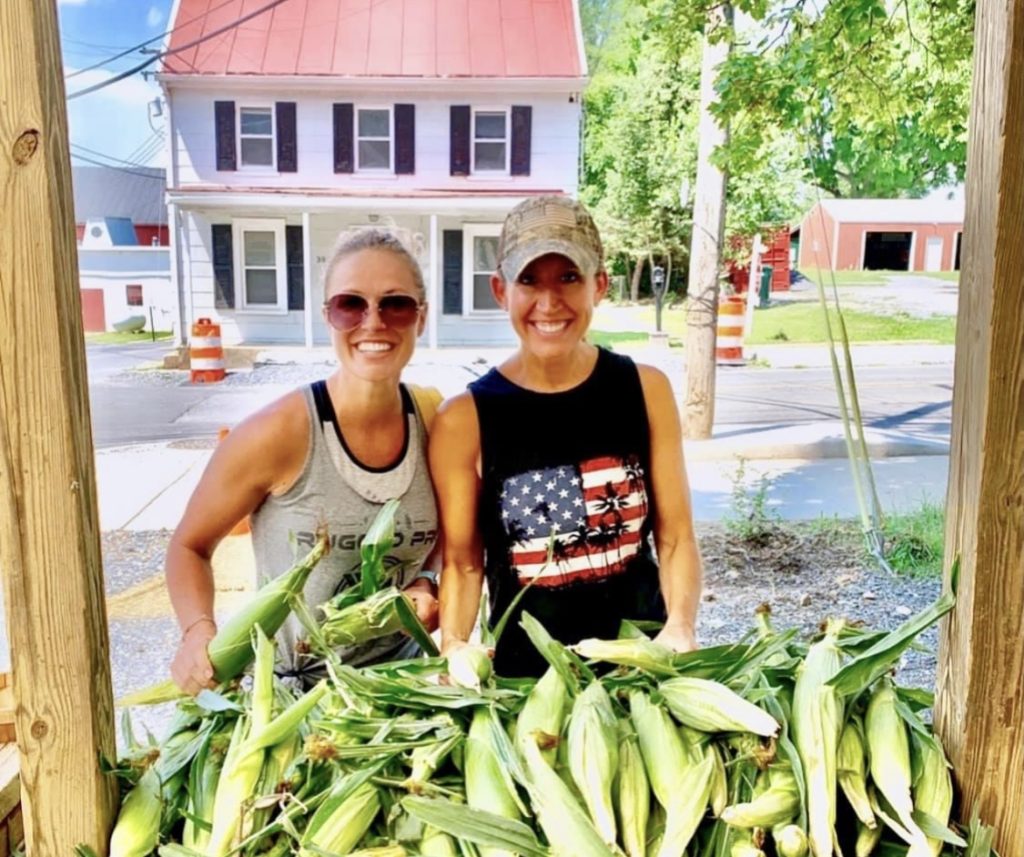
[637,364,703,652]
[428,392,486,654]
[166,393,307,694]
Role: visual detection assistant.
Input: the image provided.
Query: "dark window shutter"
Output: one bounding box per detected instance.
[442,230,463,314]
[211,224,234,309]
[215,101,236,171]
[450,105,471,176]
[276,102,298,172]
[511,105,532,176]
[333,103,354,173]
[395,104,415,174]
[286,226,305,310]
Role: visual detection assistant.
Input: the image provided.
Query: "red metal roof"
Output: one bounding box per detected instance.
[163,0,584,78]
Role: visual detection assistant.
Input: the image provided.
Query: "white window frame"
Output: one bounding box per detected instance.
[462,224,504,316]
[232,218,288,314]
[471,107,510,176]
[236,104,276,171]
[356,105,394,173]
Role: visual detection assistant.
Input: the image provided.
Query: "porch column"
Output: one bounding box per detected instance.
[167,201,186,346]
[428,213,439,349]
[303,211,313,349]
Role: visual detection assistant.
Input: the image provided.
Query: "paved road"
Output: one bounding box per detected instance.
[86,342,953,448]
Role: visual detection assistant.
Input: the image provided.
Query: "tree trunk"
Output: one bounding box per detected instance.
[683,6,732,439]
[630,255,643,303]
[934,0,1024,848]
[622,253,633,302]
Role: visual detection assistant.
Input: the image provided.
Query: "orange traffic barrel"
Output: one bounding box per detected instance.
[190,317,225,383]
[715,296,746,365]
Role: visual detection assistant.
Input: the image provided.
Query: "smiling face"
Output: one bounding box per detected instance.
[491,252,608,360]
[323,247,425,383]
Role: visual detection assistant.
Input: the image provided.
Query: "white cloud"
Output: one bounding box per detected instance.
[65,66,158,106]
[58,0,91,5]
[147,6,163,28]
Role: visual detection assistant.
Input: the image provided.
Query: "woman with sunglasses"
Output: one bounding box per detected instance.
[430,196,703,678]
[166,229,440,695]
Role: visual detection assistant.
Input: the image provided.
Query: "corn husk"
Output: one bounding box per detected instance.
[515,666,568,765]
[774,823,810,857]
[567,681,620,846]
[299,779,380,856]
[109,766,162,857]
[912,734,953,857]
[837,717,876,829]
[615,723,650,857]
[659,676,780,737]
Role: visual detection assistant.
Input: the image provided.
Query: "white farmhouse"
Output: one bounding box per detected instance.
[160,0,588,347]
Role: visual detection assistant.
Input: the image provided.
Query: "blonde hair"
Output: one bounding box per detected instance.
[321,228,425,301]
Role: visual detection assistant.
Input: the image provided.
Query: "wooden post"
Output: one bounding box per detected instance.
[934,0,1024,849]
[683,5,731,439]
[0,0,118,852]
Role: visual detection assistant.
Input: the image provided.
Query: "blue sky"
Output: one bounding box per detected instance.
[59,0,174,169]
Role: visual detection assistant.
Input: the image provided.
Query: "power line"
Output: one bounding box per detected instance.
[65,0,243,80]
[70,151,166,179]
[71,142,164,170]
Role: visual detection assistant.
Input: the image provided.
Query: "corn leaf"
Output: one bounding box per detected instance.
[393,589,440,656]
[402,796,549,857]
[361,499,400,596]
[519,611,591,695]
[827,590,955,698]
[911,810,967,847]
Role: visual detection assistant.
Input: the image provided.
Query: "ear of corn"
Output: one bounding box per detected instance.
[567,681,620,846]
[837,718,876,829]
[448,645,494,692]
[658,676,780,737]
[466,706,523,856]
[182,728,225,850]
[708,742,729,818]
[520,732,619,857]
[299,779,380,856]
[515,666,568,765]
[419,825,461,856]
[615,723,650,857]
[119,533,329,706]
[629,690,691,810]
[854,818,882,857]
[773,823,809,857]
[729,826,768,857]
[404,729,462,793]
[911,735,953,857]
[791,620,844,857]
[656,749,715,857]
[720,765,800,828]
[321,586,411,647]
[206,714,266,857]
[109,766,162,857]
[572,637,677,676]
[864,679,929,854]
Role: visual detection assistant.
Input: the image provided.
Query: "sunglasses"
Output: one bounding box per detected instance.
[323,293,423,331]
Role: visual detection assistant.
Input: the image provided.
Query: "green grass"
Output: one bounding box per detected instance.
[85,330,174,345]
[587,330,653,349]
[746,303,956,345]
[881,501,945,577]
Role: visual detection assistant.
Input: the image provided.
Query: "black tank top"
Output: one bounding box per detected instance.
[470,347,665,677]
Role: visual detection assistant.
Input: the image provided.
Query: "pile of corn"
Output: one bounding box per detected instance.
[101,584,999,856]
[100,505,996,856]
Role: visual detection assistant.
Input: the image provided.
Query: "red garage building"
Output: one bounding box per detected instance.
[793,198,964,273]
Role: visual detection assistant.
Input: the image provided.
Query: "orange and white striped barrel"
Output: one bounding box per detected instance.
[190,317,226,383]
[715,296,746,365]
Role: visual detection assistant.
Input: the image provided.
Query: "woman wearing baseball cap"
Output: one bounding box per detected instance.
[430,196,703,677]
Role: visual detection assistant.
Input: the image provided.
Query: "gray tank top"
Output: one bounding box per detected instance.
[249,382,438,679]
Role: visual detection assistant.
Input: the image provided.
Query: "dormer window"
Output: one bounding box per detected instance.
[472,109,509,173]
[239,107,274,167]
[357,108,392,171]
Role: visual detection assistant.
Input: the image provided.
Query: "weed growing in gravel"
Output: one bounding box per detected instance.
[724,458,782,546]
[882,501,945,577]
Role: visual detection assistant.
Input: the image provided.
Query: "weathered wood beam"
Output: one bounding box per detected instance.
[0,0,118,851]
[935,0,1024,850]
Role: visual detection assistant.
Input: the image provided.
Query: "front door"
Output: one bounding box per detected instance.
[80,289,106,332]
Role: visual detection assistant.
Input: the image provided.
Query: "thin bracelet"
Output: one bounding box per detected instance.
[181,614,216,639]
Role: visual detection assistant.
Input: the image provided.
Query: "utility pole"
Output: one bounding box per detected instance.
[0,0,118,850]
[683,5,732,439]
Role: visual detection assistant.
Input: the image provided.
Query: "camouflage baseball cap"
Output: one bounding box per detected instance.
[497,195,604,283]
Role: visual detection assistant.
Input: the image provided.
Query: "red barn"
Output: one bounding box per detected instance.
[793,198,964,273]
